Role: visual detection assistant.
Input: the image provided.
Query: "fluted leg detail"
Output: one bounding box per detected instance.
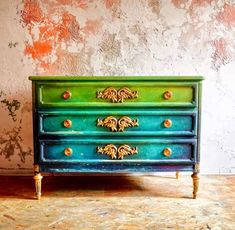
[191,172,199,199]
[176,171,179,179]
[34,173,43,200]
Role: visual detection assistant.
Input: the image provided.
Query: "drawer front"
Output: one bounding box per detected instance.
[39,110,197,136]
[39,139,196,163]
[36,82,197,107]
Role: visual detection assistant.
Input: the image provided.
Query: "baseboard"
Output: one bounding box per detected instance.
[0,169,33,176]
[0,169,234,176]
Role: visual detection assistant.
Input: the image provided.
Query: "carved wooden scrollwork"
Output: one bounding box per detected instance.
[117,87,138,103]
[97,87,138,103]
[97,116,118,132]
[97,116,138,132]
[97,144,118,159]
[117,144,138,160]
[97,144,138,160]
[118,116,139,132]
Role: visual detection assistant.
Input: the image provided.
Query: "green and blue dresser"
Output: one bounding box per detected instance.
[29,76,203,199]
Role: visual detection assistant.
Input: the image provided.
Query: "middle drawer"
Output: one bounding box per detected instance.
[38,109,197,136]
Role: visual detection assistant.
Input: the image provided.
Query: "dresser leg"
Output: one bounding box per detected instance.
[34,173,43,200]
[176,171,179,179]
[191,172,199,199]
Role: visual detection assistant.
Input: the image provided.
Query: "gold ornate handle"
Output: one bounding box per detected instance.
[97,116,138,132]
[62,91,72,100]
[97,116,117,132]
[64,147,73,156]
[63,119,72,128]
[163,148,172,157]
[163,119,172,128]
[118,116,139,131]
[97,87,138,103]
[163,90,173,100]
[97,144,138,160]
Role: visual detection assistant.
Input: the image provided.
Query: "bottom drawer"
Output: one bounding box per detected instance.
[39,139,197,163]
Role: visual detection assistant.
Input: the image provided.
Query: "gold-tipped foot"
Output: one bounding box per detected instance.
[191,173,199,199]
[34,173,43,200]
[176,171,179,179]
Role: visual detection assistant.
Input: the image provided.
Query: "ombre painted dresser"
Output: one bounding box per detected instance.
[29,76,203,199]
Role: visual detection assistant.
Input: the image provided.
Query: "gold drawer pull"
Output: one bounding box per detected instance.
[163,119,172,128]
[97,87,138,103]
[163,90,173,100]
[97,116,138,132]
[97,144,138,160]
[64,148,73,156]
[62,91,72,100]
[63,119,72,128]
[97,116,117,132]
[163,148,172,157]
[118,116,139,132]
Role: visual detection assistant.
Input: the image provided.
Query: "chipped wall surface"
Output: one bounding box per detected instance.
[0,0,235,174]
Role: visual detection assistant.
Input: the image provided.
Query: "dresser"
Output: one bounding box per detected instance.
[29,76,203,199]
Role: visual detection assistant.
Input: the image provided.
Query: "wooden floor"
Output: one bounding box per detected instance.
[0,175,234,229]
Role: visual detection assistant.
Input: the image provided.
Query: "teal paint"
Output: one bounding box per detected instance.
[39,138,196,163]
[39,110,196,136]
[29,76,203,198]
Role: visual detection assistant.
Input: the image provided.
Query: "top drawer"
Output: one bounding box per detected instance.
[35,82,198,108]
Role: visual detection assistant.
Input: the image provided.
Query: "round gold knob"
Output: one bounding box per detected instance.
[163,148,172,157]
[163,91,173,100]
[163,119,172,128]
[62,91,72,100]
[63,119,72,128]
[64,148,73,156]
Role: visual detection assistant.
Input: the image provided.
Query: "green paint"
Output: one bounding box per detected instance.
[29,76,204,81]
[29,76,203,177]
[36,82,198,108]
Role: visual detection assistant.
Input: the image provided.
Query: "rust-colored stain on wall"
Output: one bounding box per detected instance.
[20,0,235,74]
[217,3,235,27]
[21,0,103,73]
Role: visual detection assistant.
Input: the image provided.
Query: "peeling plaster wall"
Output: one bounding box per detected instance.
[0,0,235,174]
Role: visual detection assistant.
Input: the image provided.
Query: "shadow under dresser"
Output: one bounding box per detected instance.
[29,76,204,199]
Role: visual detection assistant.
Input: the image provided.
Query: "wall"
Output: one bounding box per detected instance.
[0,0,234,174]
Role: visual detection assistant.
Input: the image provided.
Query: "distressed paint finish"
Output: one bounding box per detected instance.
[0,1,235,174]
[40,139,195,163]
[39,110,196,136]
[37,83,196,107]
[30,76,202,198]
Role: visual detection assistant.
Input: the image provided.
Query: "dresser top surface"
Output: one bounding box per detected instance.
[29,76,204,81]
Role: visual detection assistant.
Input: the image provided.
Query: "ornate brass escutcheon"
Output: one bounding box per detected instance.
[117,144,138,160]
[97,116,118,132]
[97,144,117,159]
[163,147,172,157]
[163,119,172,128]
[97,144,138,160]
[97,87,138,103]
[62,90,72,100]
[163,90,173,100]
[64,147,73,156]
[97,116,138,132]
[118,116,139,132]
[63,119,72,128]
[117,87,138,103]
